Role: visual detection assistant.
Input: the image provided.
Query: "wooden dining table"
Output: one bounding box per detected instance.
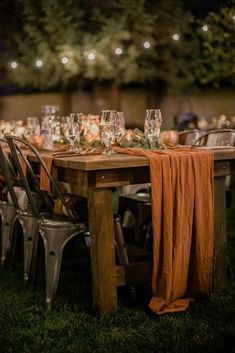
[46,147,235,316]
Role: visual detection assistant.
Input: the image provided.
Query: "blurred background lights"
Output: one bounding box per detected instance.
[61,56,69,64]
[115,47,123,55]
[35,59,43,67]
[233,15,235,21]
[202,24,209,32]
[88,53,96,60]
[172,33,180,41]
[143,41,151,48]
[10,61,18,69]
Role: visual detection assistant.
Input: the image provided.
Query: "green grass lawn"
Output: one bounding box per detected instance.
[0,185,235,353]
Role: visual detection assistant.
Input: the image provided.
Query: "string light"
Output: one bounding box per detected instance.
[8,17,233,72]
[115,47,123,55]
[87,53,96,61]
[35,59,43,67]
[10,61,18,69]
[61,56,69,64]
[143,41,151,48]
[172,33,180,41]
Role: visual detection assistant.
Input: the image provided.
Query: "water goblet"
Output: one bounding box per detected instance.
[62,114,79,152]
[25,117,40,140]
[144,109,163,149]
[114,112,126,143]
[99,123,115,156]
[100,110,116,155]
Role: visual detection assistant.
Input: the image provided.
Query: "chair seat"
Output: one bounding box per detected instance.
[120,193,151,203]
[39,216,86,231]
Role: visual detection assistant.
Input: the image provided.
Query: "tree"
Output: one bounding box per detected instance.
[0,0,234,93]
[194,6,235,87]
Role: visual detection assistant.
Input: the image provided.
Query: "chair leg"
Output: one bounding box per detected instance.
[39,227,79,310]
[0,205,17,265]
[18,216,39,282]
[113,214,129,265]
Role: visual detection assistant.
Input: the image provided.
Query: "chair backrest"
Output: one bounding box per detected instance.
[0,138,20,209]
[178,129,203,145]
[6,135,77,222]
[193,129,235,147]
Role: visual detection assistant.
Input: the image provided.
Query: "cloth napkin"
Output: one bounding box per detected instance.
[113,145,214,315]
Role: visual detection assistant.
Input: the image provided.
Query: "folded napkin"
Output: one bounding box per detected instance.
[114,146,214,314]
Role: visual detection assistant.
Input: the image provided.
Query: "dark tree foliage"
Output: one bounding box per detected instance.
[0,0,234,93]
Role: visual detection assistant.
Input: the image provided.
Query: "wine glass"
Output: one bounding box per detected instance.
[144,109,163,149]
[99,110,116,155]
[62,114,80,152]
[25,117,40,139]
[114,112,126,143]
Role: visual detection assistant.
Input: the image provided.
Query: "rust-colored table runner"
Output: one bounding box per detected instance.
[114,146,214,314]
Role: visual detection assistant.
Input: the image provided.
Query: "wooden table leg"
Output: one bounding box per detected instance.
[88,187,117,315]
[213,176,229,291]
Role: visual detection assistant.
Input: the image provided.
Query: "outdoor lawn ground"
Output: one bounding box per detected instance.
[0,182,234,353]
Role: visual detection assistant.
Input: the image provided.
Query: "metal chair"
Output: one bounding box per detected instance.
[178,129,204,146]
[0,140,18,266]
[0,138,40,279]
[6,135,87,309]
[193,129,235,146]
[193,129,235,208]
[118,186,151,247]
[0,200,17,266]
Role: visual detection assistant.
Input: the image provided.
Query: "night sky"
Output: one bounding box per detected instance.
[180,0,231,17]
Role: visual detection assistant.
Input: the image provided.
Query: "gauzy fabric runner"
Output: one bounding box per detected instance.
[113,146,214,314]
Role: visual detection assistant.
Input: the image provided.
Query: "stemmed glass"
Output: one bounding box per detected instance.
[75,113,84,151]
[62,114,80,152]
[144,109,163,149]
[25,117,40,139]
[114,111,126,143]
[99,110,116,156]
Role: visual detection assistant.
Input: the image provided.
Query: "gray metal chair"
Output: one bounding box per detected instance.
[6,135,87,309]
[118,186,151,247]
[0,140,18,266]
[193,129,235,208]
[0,139,39,279]
[193,129,235,146]
[178,129,204,145]
[0,200,17,265]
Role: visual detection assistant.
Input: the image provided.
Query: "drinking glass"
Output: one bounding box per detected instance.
[99,110,116,155]
[25,117,40,139]
[84,114,100,143]
[75,113,84,151]
[114,112,126,143]
[0,120,6,137]
[3,121,12,135]
[15,120,25,138]
[144,109,163,149]
[62,114,80,152]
